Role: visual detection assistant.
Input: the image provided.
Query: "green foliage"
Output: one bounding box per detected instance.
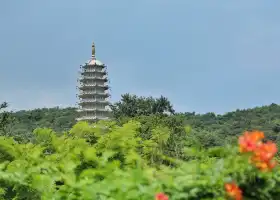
[0,98,280,199]
[0,102,14,137]
[109,94,175,119]
[1,107,77,143]
[0,120,280,199]
[4,96,280,149]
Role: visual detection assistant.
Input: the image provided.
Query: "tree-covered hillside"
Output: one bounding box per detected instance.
[2,94,279,146]
[1,95,280,199]
[12,107,77,133]
[180,103,280,146]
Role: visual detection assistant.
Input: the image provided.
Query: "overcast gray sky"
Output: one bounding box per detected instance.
[0,0,279,113]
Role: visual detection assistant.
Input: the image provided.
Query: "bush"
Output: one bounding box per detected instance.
[0,120,279,200]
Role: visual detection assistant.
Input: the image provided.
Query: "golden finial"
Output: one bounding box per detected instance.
[91,42,95,58]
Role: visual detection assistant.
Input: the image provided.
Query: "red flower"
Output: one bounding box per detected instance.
[255,141,277,162]
[251,141,278,171]
[155,192,168,200]
[225,182,242,200]
[239,131,278,171]
[238,131,264,153]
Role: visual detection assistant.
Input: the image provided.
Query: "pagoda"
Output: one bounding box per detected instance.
[76,42,111,122]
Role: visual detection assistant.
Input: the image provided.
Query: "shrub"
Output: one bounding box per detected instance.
[0,121,279,199]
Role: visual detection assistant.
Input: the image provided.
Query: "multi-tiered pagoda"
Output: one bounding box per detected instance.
[76,42,111,122]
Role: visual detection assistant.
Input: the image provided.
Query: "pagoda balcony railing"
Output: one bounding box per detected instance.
[76,116,97,121]
[78,98,109,103]
[81,63,106,68]
[77,108,111,112]
[78,75,108,81]
[78,83,109,88]
[78,91,109,95]
[79,68,107,73]
[76,116,109,121]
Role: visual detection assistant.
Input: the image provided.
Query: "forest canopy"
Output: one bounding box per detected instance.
[1,94,279,147]
[0,94,280,199]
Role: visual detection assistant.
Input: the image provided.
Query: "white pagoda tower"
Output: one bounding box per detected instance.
[76,42,111,122]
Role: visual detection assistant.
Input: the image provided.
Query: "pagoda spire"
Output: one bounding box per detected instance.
[91,42,96,58]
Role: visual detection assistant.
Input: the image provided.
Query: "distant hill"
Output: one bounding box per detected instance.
[9,103,280,138]
[11,107,77,135]
[181,103,280,143]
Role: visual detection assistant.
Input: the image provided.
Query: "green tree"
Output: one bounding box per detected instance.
[0,102,15,136]
[110,93,175,119]
[272,119,280,133]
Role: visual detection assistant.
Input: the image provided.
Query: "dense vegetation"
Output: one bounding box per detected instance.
[2,94,280,147]
[0,94,280,199]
